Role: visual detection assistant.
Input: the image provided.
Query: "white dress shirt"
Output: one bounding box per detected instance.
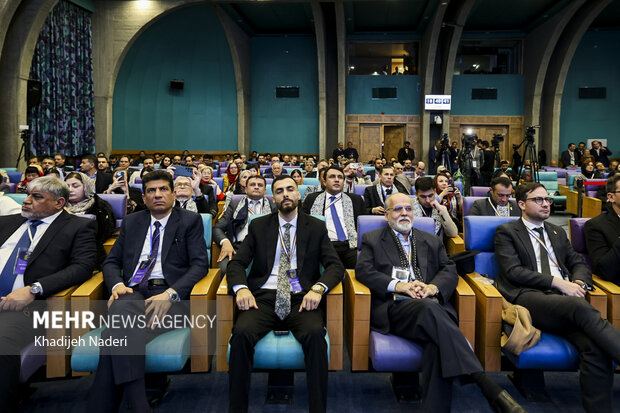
[235,199,264,243]
[521,218,565,280]
[0,210,63,292]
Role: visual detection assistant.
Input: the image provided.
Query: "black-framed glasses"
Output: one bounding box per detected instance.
[526,197,554,205]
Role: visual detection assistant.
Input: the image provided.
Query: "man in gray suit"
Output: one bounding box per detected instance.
[213,175,275,275]
[356,193,523,413]
[469,177,519,217]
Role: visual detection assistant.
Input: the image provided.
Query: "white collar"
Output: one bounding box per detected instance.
[150,210,172,228]
[521,217,544,231]
[37,209,63,225]
[278,213,298,229]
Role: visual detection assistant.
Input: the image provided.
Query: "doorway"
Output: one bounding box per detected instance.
[383,124,405,161]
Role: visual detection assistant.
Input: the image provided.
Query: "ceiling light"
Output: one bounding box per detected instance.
[136,0,150,9]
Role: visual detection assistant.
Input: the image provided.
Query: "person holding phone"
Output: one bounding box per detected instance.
[104,167,146,214]
[434,172,463,222]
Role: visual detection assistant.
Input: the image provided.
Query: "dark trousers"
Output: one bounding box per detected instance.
[332,241,357,269]
[229,289,328,413]
[515,291,620,413]
[0,310,39,413]
[388,298,483,413]
[89,285,187,413]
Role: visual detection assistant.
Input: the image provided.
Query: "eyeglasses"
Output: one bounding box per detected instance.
[175,183,191,188]
[526,197,554,205]
[387,206,413,212]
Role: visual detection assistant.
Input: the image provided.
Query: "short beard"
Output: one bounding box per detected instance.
[277,199,297,214]
[388,218,412,234]
[21,210,34,219]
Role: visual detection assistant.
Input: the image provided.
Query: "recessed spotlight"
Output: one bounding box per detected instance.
[136,0,149,9]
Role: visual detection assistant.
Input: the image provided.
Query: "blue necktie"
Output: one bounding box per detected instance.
[139,221,161,290]
[0,220,44,296]
[329,196,347,242]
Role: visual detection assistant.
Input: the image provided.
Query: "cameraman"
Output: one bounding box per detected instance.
[480,140,495,186]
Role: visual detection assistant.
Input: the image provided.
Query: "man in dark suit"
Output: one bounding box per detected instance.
[80,154,113,193]
[263,162,287,179]
[397,141,415,164]
[364,166,407,215]
[89,169,209,412]
[356,193,523,413]
[332,142,344,160]
[343,141,359,161]
[469,177,519,217]
[227,175,344,413]
[365,158,383,182]
[561,143,579,168]
[591,140,612,167]
[302,165,366,269]
[213,175,275,275]
[495,182,620,412]
[0,176,96,411]
[585,174,620,284]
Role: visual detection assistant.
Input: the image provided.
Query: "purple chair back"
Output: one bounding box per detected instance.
[98,193,127,228]
[357,216,435,250]
[7,171,22,183]
[265,178,273,185]
[556,170,567,179]
[569,218,593,268]
[213,177,224,190]
[354,184,370,196]
[470,186,489,197]
[7,183,16,193]
[463,196,487,216]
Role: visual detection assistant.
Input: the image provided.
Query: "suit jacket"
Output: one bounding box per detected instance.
[102,207,209,299]
[213,197,275,247]
[263,172,288,179]
[394,174,414,195]
[469,198,520,217]
[494,219,591,302]
[592,147,612,167]
[356,226,458,334]
[364,183,405,213]
[561,150,578,167]
[585,206,620,284]
[226,211,344,294]
[302,191,366,249]
[397,147,415,164]
[332,148,345,160]
[0,211,96,297]
[95,171,113,194]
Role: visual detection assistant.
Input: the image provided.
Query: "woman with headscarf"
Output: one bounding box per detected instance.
[434,172,463,226]
[65,172,116,268]
[222,162,240,192]
[16,165,43,193]
[577,161,602,180]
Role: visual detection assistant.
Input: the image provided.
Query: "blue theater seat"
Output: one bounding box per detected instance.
[462,215,608,397]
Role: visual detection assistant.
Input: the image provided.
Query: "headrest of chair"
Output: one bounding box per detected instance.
[464,216,519,251]
[356,216,435,250]
[463,196,487,216]
[353,184,370,196]
[569,218,589,253]
[98,193,127,219]
[537,171,558,181]
[201,213,212,244]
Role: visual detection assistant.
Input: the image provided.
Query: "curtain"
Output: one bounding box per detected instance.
[28,0,94,157]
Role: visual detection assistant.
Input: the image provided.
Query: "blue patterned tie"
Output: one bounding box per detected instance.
[0,220,44,296]
[329,196,347,242]
[139,221,161,290]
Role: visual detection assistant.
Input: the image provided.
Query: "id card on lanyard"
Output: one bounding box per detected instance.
[14,224,38,275]
[488,198,501,216]
[279,226,302,293]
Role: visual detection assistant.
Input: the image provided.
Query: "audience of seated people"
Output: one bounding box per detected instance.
[1,146,617,411]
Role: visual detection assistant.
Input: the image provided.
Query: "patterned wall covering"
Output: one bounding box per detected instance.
[28,0,94,157]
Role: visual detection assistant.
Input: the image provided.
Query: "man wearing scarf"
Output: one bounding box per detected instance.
[173,171,217,217]
[213,175,275,275]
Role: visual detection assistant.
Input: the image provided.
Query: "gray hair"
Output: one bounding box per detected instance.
[27,175,70,200]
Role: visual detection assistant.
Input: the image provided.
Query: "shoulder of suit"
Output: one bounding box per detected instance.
[412,227,435,244]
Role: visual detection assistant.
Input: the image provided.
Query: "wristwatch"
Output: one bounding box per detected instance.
[166,288,180,302]
[311,284,326,295]
[29,283,42,296]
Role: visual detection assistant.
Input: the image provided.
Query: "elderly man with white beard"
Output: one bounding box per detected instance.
[355,193,524,413]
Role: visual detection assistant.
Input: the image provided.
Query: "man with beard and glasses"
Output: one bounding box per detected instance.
[226,175,344,412]
[355,193,524,413]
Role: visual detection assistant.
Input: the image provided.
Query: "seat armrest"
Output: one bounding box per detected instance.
[103,237,116,255]
[216,276,233,371]
[190,268,221,372]
[446,236,465,255]
[454,276,475,349]
[47,284,80,378]
[344,269,371,371]
[586,285,607,319]
[593,275,620,329]
[326,282,343,370]
[463,272,502,371]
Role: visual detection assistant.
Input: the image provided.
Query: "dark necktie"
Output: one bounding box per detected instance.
[275,223,292,320]
[329,196,346,242]
[0,220,44,296]
[534,227,552,277]
[139,221,161,290]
